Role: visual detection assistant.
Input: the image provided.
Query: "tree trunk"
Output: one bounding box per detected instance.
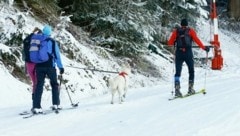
[228,0,240,19]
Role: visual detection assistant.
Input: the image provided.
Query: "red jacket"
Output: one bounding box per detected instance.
[168,27,205,50]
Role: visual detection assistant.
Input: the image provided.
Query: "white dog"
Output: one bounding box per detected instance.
[107,63,131,104]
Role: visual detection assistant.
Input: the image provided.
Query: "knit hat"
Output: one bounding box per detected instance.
[181,19,188,26]
[42,25,52,36]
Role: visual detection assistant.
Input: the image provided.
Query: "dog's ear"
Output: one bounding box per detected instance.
[103,76,109,81]
[103,76,110,87]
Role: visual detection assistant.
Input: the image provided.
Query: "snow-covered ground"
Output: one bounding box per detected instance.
[1,63,240,136]
[1,1,240,136]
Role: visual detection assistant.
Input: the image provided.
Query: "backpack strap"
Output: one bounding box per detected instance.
[46,38,57,59]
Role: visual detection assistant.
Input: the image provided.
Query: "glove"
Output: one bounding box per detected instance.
[204,46,210,53]
[59,68,64,74]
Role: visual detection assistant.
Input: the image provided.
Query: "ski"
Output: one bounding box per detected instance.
[22,114,34,119]
[19,111,31,115]
[21,106,77,119]
[168,89,206,101]
[20,108,52,117]
[22,112,48,119]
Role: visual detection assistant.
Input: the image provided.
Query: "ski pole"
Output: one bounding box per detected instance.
[202,52,208,94]
[171,45,176,96]
[171,57,175,96]
[59,74,79,107]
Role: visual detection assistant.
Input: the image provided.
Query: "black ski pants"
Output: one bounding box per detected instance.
[33,67,60,108]
[174,49,194,84]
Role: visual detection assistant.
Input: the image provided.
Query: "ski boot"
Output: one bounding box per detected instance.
[32,108,43,114]
[187,82,195,95]
[175,82,182,97]
[51,105,62,110]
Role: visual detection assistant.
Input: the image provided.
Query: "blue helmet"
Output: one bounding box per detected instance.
[42,25,52,36]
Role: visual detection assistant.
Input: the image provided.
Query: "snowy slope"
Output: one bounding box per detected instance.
[1,1,240,136]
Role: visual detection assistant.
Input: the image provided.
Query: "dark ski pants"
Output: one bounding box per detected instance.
[174,51,194,84]
[33,67,60,108]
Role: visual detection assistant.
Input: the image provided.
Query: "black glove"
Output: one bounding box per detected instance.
[59,68,64,74]
[204,46,210,53]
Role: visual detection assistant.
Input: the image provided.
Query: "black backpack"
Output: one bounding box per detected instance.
[176,27,192,48]
[22,34,34,62]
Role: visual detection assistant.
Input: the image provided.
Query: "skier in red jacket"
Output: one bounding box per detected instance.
[168,18,209,97]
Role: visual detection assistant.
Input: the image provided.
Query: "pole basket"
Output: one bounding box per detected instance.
[211,48,223,70]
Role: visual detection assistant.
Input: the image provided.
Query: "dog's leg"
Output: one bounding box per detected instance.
[118,90,123,104]
[119,96,123,104]
[123,84,127,98]
[111,89,115,104]
[121,96,124,103]
[123,89,126,98]
[111,93,114,104]
[119,90,125,104]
